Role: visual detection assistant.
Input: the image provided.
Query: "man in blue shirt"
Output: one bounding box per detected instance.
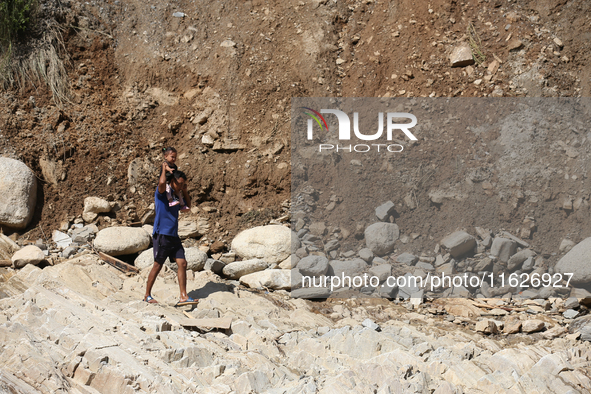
[144,161,196,306]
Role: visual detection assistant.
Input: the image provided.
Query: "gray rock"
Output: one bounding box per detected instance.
[369,264,392,283]
[564,297,579,310]
[563,309,579,319]
[328,258,367,278]
[71,225,98,244]
[555,237,591,284]
[569,316,591,341]
[450,43,475,67]
[397,252,418,265]
[416,262,434,271]
[291,268,303,289]
[291,232,301,253]
[297,255,329,276]
[372,256,387,264]
[231,225,292,265]
[398,273,421,299]
[204,259,225,274]
[222,259,267,279]
[172,11,185,17]
[375,201,396,221]
[559,239,576,253]
[358,248,373,262]
[52,230,72,249]
[62,247,77,259]
[324,239,340,253]
[82,197,113,223]
[440,231,476,258]
[240,269,291,290]
[490,237,517,263]
[474,257,492,272]
[522,256,535,271]
[291,287,331,299]
[361,319,380,331]
[507,249,535,271]
[11,245,45,268]
[364,222,400,256]
[376,282,398,298]
[0,157,37,229]
[475,319,499,334]
[94,227,151,256]
[522,320,545,333]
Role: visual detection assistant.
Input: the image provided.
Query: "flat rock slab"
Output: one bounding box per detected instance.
[178,317,232,329]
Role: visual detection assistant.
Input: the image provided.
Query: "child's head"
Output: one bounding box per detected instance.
[163,147,177,164]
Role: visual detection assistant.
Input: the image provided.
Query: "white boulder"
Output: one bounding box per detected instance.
[240,269,291,290]
[231,225,291,265]
[0,157,37,229]
[93,227,150,256]
[222,259,268,279]
[11,245,45,268]
[83,197,113,223]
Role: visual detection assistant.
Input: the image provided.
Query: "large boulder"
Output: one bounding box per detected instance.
[364,223,400,256]
[222,259,267,279]
[134,247,207,271]
[0,157,37,229]
[297,255,329,276]
[328,258,367,278]
[178,218,210,239]
[240,269,291,290]
[440,231,476,258]
[11,245,45,268]
[93,227,151,256]
[490,237,517,263]
[231,225,291,265]
[168,247,208,271]
[555,237,591,284]
[83,197,113,223]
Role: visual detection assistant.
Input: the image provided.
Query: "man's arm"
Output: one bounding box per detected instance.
[158,162,171,194]
[182,184,191,208]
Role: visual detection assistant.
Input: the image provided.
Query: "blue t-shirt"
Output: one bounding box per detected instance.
[153,187,180,237]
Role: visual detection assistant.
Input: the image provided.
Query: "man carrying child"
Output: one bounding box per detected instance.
[143,159,197,306]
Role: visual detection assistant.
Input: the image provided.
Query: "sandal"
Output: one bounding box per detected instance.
[175,297,199,307]
[144,295,158,304]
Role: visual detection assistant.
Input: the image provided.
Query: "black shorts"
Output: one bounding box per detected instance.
[153,233,185,264]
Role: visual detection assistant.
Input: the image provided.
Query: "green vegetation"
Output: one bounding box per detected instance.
[1,0,70,105]
[0,0,38,65]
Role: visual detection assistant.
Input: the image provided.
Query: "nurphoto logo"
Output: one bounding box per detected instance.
[301,107,418,153]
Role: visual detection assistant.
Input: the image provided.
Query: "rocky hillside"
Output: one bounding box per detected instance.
[1,0,591,393]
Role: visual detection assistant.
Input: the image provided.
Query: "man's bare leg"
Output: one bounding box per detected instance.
[176,258,189,301]
[144,262,163,302]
